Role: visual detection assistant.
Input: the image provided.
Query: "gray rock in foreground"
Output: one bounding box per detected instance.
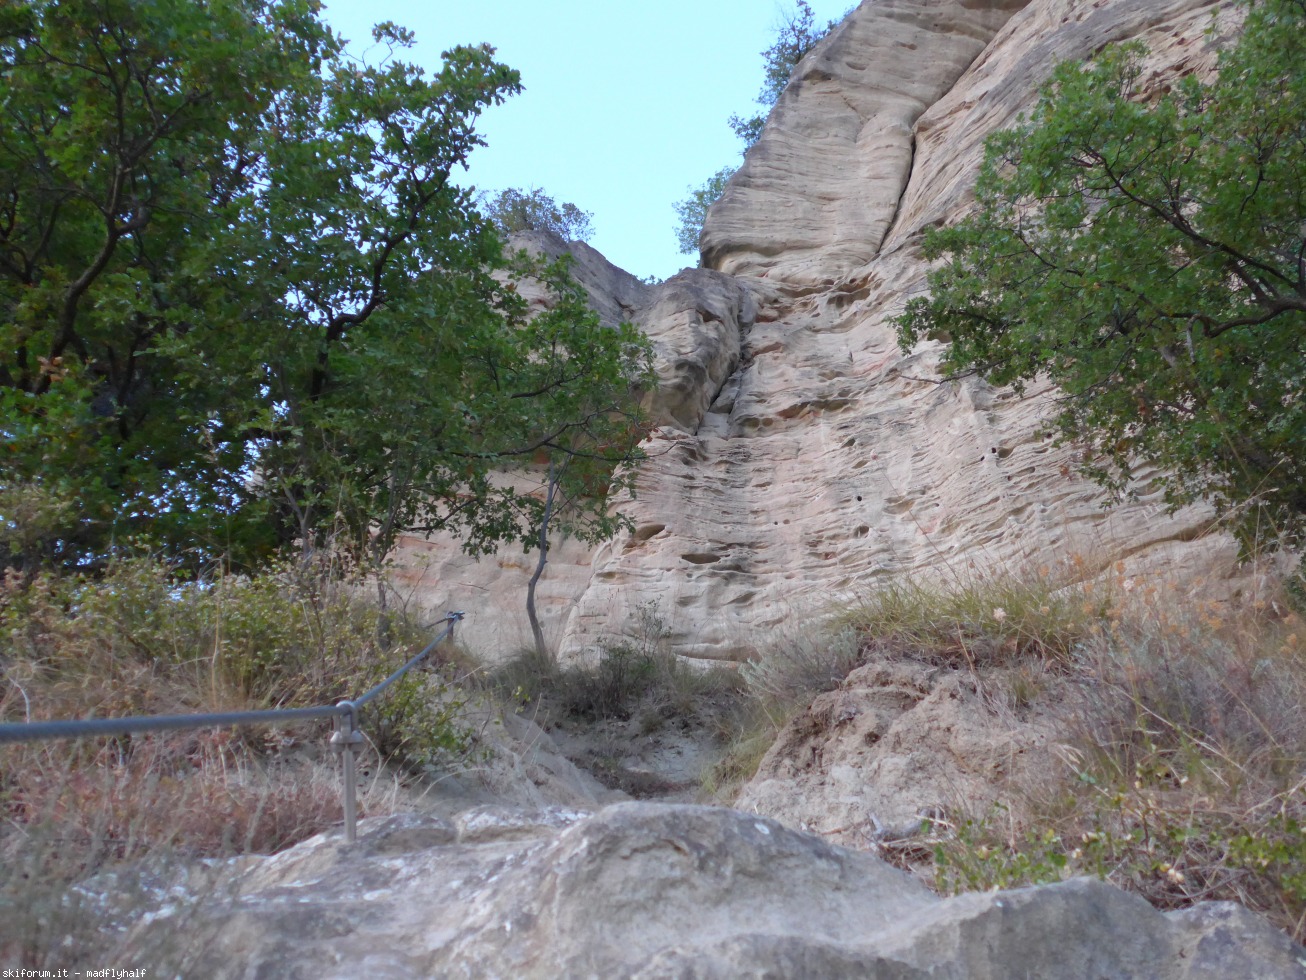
[128,803,1306,978]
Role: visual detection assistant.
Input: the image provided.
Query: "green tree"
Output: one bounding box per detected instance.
[0,0,652,572]
[728,0,836,150]
[673,167,735,255]
[896,0,1306,545]
[482,186,595,242]
[674,1,841,255]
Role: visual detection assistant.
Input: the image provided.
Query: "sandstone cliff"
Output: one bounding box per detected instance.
[394,0,1250,663]
[92,5,1306,971]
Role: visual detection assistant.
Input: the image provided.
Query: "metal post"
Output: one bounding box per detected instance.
[330,700,363,843]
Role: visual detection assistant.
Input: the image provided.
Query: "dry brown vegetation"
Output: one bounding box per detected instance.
[0,555,474,966]
[933,569,1306,941]
[727,554,1306,941]
[6,545,1305,962]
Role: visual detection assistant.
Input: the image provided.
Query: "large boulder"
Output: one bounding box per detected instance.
[133,803,1305,978]
[734,655,1064,845]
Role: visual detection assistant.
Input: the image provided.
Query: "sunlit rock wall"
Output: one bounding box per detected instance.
[394,0,1253,662]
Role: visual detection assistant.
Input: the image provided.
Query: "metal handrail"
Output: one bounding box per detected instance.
[0,704,346,743]
[0,610,465,844]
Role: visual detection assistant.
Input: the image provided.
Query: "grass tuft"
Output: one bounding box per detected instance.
[902,563,1306,942]
[836,562,1111,668]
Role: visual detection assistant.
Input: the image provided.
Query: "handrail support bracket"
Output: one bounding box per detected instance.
[330,700,364,843]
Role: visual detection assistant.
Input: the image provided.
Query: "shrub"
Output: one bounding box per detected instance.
[929,576,1306,941]
[0,554,474,964]
[0,554,473,757]
[483,187,595,242]
[486,605,742,732]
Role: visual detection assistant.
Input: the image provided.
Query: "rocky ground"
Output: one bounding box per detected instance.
[56,628,1304,975]
[119,803,1305,978]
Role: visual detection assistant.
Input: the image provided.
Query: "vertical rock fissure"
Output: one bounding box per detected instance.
[699,319,745,431]
[878,130,917,255]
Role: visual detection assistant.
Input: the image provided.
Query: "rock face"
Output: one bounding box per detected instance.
[734,655,1063,845]
[700,0,1033,283]
[554,0,1248,662]
[394,0,1255,663]
[389,230,755,659]
[136,803,1306,978]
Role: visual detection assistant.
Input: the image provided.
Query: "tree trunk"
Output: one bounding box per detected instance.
[526,461,558,662]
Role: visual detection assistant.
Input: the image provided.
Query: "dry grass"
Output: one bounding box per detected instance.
[708,552,1306,939]
[835,555,1117,668]
[701,626,864,800]
[737,625,863,710]
[913,562,1306,942]
[0,554,473,966]
[708,563,1104,799]
[700,700,786,802]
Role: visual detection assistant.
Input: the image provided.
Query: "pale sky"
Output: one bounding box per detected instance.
[320,1,856,282]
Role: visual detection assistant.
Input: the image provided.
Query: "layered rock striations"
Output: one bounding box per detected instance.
[388,232,756,657]
[700,0,1033,283]
[557,0,1246,661]
[395,0,1252,663]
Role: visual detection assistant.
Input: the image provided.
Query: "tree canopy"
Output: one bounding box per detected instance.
[482,187,595,243]
[896,0,1306,546]
[0,0,652,573]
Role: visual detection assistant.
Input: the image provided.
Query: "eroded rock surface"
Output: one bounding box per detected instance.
[135,804,1305,978]
[555,0,1249,662]
[393,0,1257,666]
[701,0,1033,284]
[389,231,755,659]
[735,654,1062,845]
